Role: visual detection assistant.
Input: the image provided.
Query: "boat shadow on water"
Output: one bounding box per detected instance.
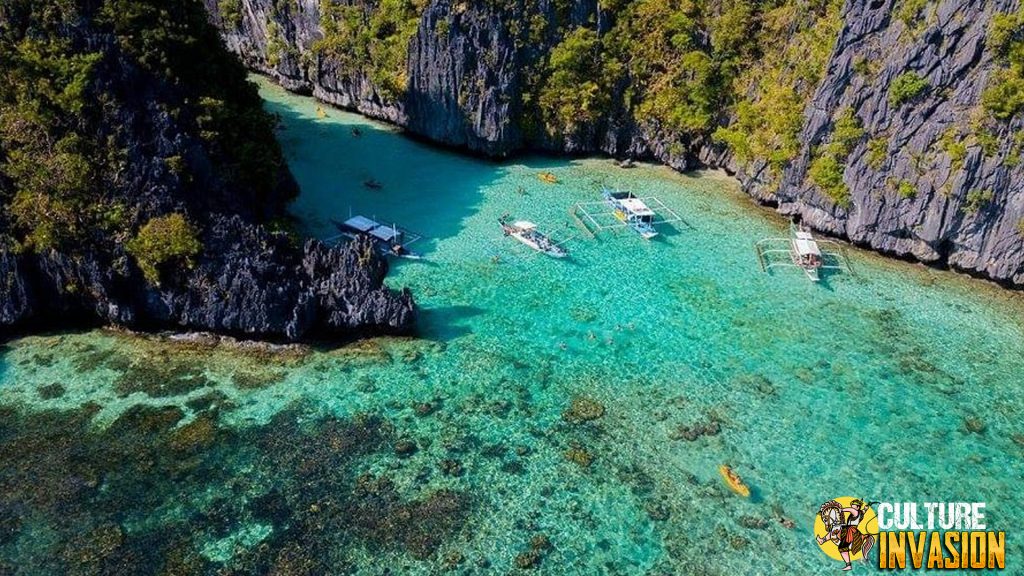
[415,305,485,342]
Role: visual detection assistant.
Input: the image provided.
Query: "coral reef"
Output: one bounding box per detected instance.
[561,396,606,424]
[0,401,470,573]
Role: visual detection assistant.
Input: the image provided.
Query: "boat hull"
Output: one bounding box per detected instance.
[500,218,568,258]
[511,233,567,258]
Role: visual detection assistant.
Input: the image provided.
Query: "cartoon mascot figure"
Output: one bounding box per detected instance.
[816,499,876,571]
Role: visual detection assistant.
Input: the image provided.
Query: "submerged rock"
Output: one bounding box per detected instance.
[0,401,476,572]
[62,523,125,566]
[739,516,771,530]
[438,458,464,477]
[168,413,219,454]
[348,476,470,560]
[669,418,722,442]
[564,444,594,468]
[37,383,66,400]
[515,550,543,570]
[514,534,553,570]
[964,416,988,435]
[441,550,465,569]
[561,396,606,424]
[113,360,213,398]
[645,501,671,522]
[394,439,418,458]
[529,534,552,551]
[413,401,438,417]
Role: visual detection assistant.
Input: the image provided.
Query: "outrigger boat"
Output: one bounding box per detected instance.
[499,215,568,258]
[755,224,853,282]
[602,188,659,239]
[570,187,683,240]
[332,214,424,260]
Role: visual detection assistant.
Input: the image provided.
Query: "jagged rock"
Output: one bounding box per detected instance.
[0,248,32,326]
[766,0,1024,286]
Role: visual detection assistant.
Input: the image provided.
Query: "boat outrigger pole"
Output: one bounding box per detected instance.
[754,223,854,282]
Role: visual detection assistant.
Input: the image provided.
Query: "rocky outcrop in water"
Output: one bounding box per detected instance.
[0,216,414,341]
[207,0,1024,286]
[0,0,414,341]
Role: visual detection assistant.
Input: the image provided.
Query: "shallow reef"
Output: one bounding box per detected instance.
[0,400,472,575]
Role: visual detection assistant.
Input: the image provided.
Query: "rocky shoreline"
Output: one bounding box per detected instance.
[206,0,1024,288]
[0,218,416,342]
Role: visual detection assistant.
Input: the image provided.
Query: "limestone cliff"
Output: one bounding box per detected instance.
[207,0,1024,286]
[0,0,414,340]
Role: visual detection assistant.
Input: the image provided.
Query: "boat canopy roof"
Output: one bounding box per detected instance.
[344,215,380,232]
[513,221,537,230]
[618,197,656,216]
[370,225,400,242]
[793,232,821,256]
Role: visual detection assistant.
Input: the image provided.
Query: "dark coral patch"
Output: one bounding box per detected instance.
[37,383,66,399]
[113,360,213,398]
[0,401,474,573]
[347,474,470,560]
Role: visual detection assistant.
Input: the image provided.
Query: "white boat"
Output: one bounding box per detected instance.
[791,229,824,281]
[335,215,424,260]
[602,188,659,239]
[499,216,568,258]
[754,224,853,282]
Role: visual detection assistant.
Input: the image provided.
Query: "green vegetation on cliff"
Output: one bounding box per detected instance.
[807,109,864,206]
[983,7,1024,121]
[314,0,427,100]
[538,27,614,133]
[530,0,844,175]
[707,0,843,182]
[889,72,930,107]
[0,0,287,257]
[127,213,202,284]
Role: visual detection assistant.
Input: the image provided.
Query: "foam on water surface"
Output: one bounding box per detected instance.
[0,77,1022,575]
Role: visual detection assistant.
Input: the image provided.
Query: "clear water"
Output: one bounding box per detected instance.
[1,76,1022,575]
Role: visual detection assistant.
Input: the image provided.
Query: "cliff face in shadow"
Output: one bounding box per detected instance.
[207,0,1024,286]
[0,0,414,340]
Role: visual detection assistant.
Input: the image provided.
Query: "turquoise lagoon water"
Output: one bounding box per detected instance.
[1,77,1023,575]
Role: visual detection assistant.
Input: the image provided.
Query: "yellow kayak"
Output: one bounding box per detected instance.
[316,106,327,119]
[538,172,558,184]
[719,465,751,498]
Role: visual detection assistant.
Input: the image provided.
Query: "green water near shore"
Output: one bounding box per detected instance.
[1,77,1023,574]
